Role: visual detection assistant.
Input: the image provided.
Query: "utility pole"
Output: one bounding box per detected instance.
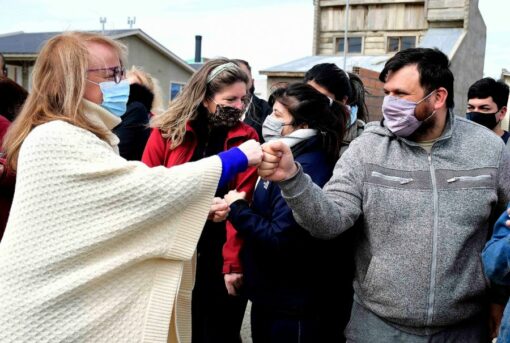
[100,17,107,34]
[128,17,136,29]
[343,0,350,70]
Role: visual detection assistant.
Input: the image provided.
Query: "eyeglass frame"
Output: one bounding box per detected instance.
[87,65,125,84]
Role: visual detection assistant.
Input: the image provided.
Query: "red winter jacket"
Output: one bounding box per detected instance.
[0,115,14,240]
[142,121,259,273]
[0,114,10,147]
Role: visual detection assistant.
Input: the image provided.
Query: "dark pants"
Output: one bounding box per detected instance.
[345,299,489,343]
[191,222,247,343]
[250,302,346,343]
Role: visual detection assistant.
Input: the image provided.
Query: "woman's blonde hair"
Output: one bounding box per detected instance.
[150,58,248,149]
[127,66,164,115]
[2,31,127,170]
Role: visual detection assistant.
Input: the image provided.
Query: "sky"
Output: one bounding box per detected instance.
[0,0,507,79]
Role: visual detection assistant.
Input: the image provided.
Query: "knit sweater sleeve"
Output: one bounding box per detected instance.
[5,121,222,262]
[0,120,223,343]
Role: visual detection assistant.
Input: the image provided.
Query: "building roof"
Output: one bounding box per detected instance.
[261,28,465,76]
[0,29,195,73]
[260,55,390,76]
[419,28,464,59]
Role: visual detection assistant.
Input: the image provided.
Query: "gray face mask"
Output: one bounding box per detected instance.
[261,115,292,142]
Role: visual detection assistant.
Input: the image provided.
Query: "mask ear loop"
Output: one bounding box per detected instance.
[418,90,438,122]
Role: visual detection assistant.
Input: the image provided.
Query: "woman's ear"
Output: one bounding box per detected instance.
[202,98,215,113]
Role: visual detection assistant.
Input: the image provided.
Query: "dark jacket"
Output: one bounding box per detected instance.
[228,137,355,315]
[243,94,272,143]
[113,84,153,161]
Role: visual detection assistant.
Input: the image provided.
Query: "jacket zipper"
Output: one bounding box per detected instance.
[371,171,413,184]
[426,153,439,326]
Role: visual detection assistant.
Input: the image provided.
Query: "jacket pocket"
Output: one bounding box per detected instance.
[446,174,491,183]
[362,257,378,292]
[371,171,413,185]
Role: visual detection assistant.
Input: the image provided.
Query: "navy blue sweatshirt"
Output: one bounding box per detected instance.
[228,137,355,315]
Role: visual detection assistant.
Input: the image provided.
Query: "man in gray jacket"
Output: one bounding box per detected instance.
[258,48,510,342]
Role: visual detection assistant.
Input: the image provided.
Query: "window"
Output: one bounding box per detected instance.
[387,36,416,52]
[401,36,416,50]
[337,37,363,54]
[170,82,184,100]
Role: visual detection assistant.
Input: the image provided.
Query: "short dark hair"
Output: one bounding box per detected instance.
[304,63,352,102]
[467,77,509,110]
[304,63,369,122]
[379,48,454,109]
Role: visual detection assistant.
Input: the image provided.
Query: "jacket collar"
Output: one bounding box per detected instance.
[366,109,455,146]
[82,99,121,150]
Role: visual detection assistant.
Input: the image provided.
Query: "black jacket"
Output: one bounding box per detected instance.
[243,94,272,143]
[113,83,153,161]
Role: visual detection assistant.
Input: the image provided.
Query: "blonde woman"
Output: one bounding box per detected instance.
[142,59,258,343]
[0,32,262,343]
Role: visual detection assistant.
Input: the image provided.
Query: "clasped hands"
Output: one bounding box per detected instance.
[238,139,298,180]
[209,140,298,222]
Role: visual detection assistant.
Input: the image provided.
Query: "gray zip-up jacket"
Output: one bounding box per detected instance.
[279,111,510,335]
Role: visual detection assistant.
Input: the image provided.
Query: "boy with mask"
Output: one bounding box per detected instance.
[467,77,509,144]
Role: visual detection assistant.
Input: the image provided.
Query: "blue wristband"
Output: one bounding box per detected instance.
[217,147,249,189]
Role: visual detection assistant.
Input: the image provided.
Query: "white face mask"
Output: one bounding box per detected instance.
[382,90,436,137]
[261,115,292,142]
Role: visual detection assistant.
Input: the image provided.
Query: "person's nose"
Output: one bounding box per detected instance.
[232,100,244,110]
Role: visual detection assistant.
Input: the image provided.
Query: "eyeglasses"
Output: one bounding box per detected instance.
[87,66,125,84]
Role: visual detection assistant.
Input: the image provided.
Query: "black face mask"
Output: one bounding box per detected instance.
[466,111,499,130]
[208,104,243,128]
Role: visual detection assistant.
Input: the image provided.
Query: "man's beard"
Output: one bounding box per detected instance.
[410,103,437,139]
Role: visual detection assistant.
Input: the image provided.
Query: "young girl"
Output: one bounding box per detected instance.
[224,83,352,342]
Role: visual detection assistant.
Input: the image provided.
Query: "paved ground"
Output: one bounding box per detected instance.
[240,301,252,343]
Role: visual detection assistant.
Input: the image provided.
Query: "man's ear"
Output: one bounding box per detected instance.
[499,106,507,121]
[433,87,448,110]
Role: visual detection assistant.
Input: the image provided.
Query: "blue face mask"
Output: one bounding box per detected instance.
[88,79,130,117]
[262,115,293,142]
[349,105,358,127]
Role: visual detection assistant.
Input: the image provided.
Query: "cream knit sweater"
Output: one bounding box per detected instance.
[0,101,222,343]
